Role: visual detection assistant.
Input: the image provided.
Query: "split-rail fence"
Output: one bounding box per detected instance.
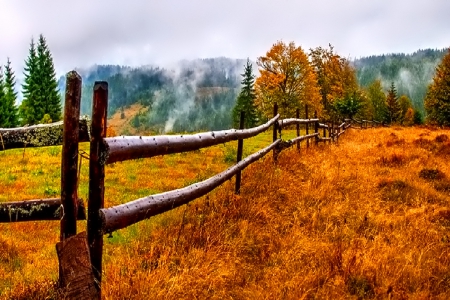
[0,71,383,298]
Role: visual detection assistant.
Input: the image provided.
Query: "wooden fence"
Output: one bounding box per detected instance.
[0,74,355,298]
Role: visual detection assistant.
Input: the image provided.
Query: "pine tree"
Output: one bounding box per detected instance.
[232,59,258,128]
[425,48,450,126]
[0,67,6,127]
[37,34,61,122]
[20,35,61,125]
[20,38,39,125]
[2,58,19,127]
[385,82,401,124]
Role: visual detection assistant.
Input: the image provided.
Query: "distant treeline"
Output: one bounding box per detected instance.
[354,48,447,112]
[59,58,244,133]
[56,49,447,133]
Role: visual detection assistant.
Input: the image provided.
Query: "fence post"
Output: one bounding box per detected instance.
[314,111,319,146]
[296,108,300,151]
[331,120,335,142]
[235,111,245,195]
[322,124,326,142]
[337,119,341,143]
[273,103,278,160]
[61,71,82,241]
[88,82,108,297]
[305,105,309,148]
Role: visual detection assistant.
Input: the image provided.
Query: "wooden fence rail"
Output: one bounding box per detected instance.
[0,119,90,151]
[101,114,280,165]
[99,139,281,234]
[0,71,96,297]
[0,198,86,222]
[0,75,354,298]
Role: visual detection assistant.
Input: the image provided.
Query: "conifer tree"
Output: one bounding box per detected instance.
[0,67,6,127]
[232,59,258,128]
[20,35,61,125]
[20,38,39,125]
[37,34,61,122]
[385,82,401,124]
[2,58,19,127]
[425,48,450,126]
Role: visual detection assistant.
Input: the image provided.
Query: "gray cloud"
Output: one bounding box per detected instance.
[0,0,449,78]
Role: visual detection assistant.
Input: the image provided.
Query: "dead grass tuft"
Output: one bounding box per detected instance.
[435,134,449,143]
[377,153,407,167]
[419,168,446,181]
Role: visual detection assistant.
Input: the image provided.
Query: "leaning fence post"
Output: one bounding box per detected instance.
[235,111,245,195]
[61,71,82,241]
[314,111,319,146]
[88,81,108,296]
[273,103,278,160]
[305,105,309,148]
[296,108,300,151]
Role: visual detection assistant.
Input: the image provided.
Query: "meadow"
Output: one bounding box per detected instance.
[1,125,450,299]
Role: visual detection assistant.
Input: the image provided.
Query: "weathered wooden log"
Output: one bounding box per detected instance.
[338,122,346,129]
[319,137,333,142]
[100,139,281,234]
[0,119,90,151]
[278,118,319,128]
[318,123,329,129]
[61,70,82,241]
[56,231,99,299]
[88,82,108,293]
[289,133,319,145]
[0,198,86,222]
[102,114,280,165]
[235,111,245,195]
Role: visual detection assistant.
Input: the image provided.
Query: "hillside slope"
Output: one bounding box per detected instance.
[1,126,450,299]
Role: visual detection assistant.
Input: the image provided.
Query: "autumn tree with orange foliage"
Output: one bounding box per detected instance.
[425,48,450,126]
[309,44,359,118]
[255,41,321,119]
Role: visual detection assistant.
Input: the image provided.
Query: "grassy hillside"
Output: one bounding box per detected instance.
[1,126,450,299]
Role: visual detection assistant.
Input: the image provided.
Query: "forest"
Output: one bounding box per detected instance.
[354,48,447,112]
[59,58,245,133]
[53,48,448,133]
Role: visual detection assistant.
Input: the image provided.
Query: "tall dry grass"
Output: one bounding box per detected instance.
[2,126,450,299]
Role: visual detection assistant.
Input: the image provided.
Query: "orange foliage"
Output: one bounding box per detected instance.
[310,44,359,117]
[255,41,322,119]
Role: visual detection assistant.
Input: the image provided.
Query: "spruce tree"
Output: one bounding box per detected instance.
[425,48,450,126]
[2,58,19,127]
[20,38,39,125]
[0,67,6,127]
[20,35,61,125]
[37,34,61,122]
[232,59,258,128]
[385,82,401,124]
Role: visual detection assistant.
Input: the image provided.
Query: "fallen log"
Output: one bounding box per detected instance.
[0,198,86,222]
[0,119,90,151]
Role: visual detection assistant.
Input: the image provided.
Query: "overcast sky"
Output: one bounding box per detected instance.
[0,0,449,78]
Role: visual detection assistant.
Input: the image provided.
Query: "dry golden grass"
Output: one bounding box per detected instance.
[107,103,149,136]
[1,126,450,299]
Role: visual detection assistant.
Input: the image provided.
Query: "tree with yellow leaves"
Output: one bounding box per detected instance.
[255,41,322,119]
[425,48,450,126]
[309,44,358,118]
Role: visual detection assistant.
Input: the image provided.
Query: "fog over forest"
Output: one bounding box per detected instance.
[57,49,447,133]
